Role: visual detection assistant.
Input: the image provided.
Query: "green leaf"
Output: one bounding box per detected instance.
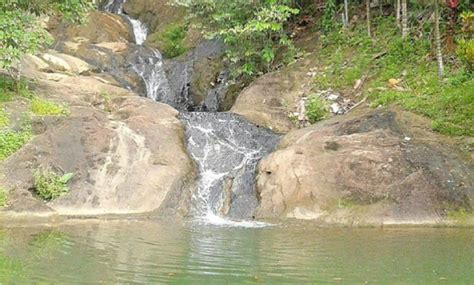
[60,173,74,184]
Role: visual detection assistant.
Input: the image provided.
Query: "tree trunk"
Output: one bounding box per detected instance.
[396,0,401,26]
[7,62,22,94]
[401,0,408,38]
[344,0,349,28]
[367,0,371,37]
[434,0,444,77]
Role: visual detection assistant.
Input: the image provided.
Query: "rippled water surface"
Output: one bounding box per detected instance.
[0,220,473,284]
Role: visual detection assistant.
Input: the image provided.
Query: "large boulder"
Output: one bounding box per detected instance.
[49,11,133,44]
[0,72,194,217]
[255,107,474,225]
[231,59,314,134]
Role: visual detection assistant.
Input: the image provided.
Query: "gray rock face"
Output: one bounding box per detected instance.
[181,112,280,219]
[255,107,474,225]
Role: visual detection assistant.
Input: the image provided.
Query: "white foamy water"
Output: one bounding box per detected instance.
[131,49,173,102]
[103,0,148,45]
[181,112,279,228]
[128,17,148,45]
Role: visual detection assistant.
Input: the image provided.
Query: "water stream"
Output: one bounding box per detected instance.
[103,0,147,45]
[101,1,280,225]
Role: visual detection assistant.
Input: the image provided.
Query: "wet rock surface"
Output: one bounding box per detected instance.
[255,107,473,225]
[181,112,279,219]
[51,7,227,112]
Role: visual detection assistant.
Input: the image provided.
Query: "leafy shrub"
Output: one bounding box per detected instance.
[156,24,188,58]
[33,169,73,201]
[0,1,93,90]
[0,130,32,161]
[0,10,51,85]
[321,0,337,32]
[173,0,299,78]
[457,39,474,72]
[306,95,328,124]
[0,76,32,101]
[30,97,69,116]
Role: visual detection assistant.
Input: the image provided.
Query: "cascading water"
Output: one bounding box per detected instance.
[100,0,280,226]
[102,0,175,103]
[102,0,147,45]
[129,48,174,103]
[181,113,279,226]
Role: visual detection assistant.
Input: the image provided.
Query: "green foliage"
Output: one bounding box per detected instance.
[0,76,33,101]
[154,24,188,58]
[456,11,474,72]
[306,95,328,124]
[33,169,73,201]
[447,208,471,222]
[312,17,473,137]
[0,0,94,24]
[30,97,69,116]
[0,0,93,87]
[0,10,51,72]
[0,187,7,207]
[100,91,112,113]
[0,130,32,161]
[0,109,10,128]
[174,0,299,78]
[456,39,474,72]
[321,0,338,32]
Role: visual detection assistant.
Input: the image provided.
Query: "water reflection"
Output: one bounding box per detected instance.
[0,220,473,284]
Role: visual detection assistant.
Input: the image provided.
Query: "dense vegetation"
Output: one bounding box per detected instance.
[311,16,473,136]
[0,0,93,88]
[173,0,300,77]
[172,0,472,136]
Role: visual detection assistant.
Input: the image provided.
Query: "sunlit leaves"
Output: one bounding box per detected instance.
[173,0,299,78]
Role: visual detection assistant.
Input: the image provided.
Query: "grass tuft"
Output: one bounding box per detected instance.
[0,130,32,161]
[30,97,69,117]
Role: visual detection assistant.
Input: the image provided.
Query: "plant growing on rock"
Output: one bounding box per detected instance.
[0,187,8,207]
[0,129,33,161]
[30,97,70,117]
[33,169,73,201]
[306,95,328,124]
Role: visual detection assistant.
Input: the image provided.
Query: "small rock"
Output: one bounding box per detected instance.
[330,103,341,114]
[388,78,401,87]
[353,79,363,90]
[327,94,339,101]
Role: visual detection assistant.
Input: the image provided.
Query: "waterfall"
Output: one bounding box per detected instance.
[101,0,279,226]
[130,48,174,103]
[181,113,279,226]
[102,0,174,103]
[102,0,148,45]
